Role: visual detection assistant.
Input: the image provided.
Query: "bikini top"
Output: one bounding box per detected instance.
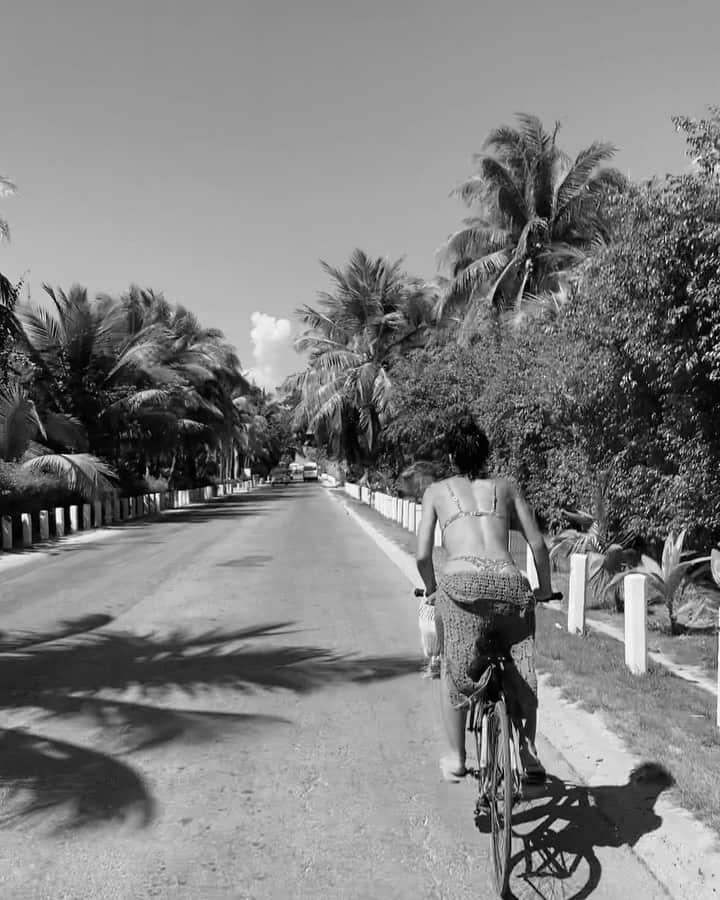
[439,478,505,533]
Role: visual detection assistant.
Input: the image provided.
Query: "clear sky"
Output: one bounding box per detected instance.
[1,0,718,389]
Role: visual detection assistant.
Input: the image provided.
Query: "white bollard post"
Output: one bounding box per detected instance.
[21,513,32,547]
[1,515,12,550]
[93,500,102,527]
[69,505,79,532]
[525,544,540,591]
[624,573,648,675]
[568,553,588,634]
[415,503,422,535]
[55,507,65,537]
[39,510,50,541]
[82,504,92,529]
[408,502,416,534]
[434,521,442,548]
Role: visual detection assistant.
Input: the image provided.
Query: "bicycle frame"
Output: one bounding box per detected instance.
[472,694,524,801]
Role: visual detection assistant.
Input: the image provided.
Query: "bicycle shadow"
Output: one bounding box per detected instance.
[503,763,675,899]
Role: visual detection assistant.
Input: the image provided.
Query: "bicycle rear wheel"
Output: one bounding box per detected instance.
[488,698,513,897]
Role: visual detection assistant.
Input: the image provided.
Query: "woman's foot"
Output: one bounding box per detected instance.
[440,755,467,782]
[520,744,546,783]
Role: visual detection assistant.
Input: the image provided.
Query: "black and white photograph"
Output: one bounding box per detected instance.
[1,1,720,897]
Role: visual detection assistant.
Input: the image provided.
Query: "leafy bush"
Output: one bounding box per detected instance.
[0,460,84,516]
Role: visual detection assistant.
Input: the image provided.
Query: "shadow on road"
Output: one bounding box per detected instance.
[0,616,421,833]
[502,766,675,899]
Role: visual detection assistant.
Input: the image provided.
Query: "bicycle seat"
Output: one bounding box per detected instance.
[466,629,510,682]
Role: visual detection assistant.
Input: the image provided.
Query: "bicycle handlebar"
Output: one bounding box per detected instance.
[415,587,563,602]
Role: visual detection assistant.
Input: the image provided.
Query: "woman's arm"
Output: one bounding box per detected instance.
[507,480,554,599]
[416,487,438,596]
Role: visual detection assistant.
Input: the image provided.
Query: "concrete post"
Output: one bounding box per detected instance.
[624,573,648,675]
[93,500,102,527]
[39,510,50,541]
[408,502,416,534]
[21,513,32,547]
[525,544,540,591]
[82,504,92,529]
[69,505,79,532]
[1,516,12,550]
[55,507,65,537]
[568,553,588,634]
[415,503,422,536]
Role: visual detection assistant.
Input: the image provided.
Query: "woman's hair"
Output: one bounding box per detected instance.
[444,414,490,478]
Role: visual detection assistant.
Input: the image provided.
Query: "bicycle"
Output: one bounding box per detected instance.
[415,585,562,898]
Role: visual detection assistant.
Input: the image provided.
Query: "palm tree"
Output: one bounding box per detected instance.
[288,249,435,463]
[0,380,115,497]
[1,173,21,378]
[1,172,16,245]
[439,113,625,338]
[107,297,250,484]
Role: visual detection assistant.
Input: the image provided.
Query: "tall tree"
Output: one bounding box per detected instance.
[440,113,625,338]
[289,249,435,464]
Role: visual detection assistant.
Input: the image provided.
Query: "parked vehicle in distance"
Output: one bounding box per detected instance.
[270,467,290,486]
[289,463,305,483]
[303,462,319,481]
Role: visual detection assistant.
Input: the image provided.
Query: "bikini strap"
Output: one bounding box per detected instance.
[445,480,465,513]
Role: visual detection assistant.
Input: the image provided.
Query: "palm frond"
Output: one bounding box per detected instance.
[0,381,45,461]
[22,452,117,500]
[555,142,618,212]
[43,412,89,452]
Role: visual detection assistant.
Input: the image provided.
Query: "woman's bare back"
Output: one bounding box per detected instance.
[431,475,514,565]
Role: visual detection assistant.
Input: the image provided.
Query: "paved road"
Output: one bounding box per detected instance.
[0,485,668,899]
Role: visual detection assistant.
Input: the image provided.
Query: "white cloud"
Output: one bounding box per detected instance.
[247,311,293,392]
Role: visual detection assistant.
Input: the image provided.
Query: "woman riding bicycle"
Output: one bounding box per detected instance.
[415,414,555,783]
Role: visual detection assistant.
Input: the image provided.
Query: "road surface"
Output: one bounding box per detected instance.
[0,485,669,899]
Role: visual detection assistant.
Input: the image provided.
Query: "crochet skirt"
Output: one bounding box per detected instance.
[435,557,537,719]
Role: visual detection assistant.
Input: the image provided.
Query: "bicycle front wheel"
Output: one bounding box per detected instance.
[488,698,513,897]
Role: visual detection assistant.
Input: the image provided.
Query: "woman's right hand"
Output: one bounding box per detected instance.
[534,590,563,603]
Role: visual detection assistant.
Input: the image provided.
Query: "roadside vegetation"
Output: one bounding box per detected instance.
[1,222,296,509]
[286,106,720,647]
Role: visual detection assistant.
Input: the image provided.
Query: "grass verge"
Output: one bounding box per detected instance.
[340,492,720,834]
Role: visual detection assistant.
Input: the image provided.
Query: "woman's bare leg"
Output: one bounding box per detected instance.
[440,670,466,769]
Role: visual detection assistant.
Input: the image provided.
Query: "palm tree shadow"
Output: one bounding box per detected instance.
[0,616,422,832]
[504,764,675,899]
